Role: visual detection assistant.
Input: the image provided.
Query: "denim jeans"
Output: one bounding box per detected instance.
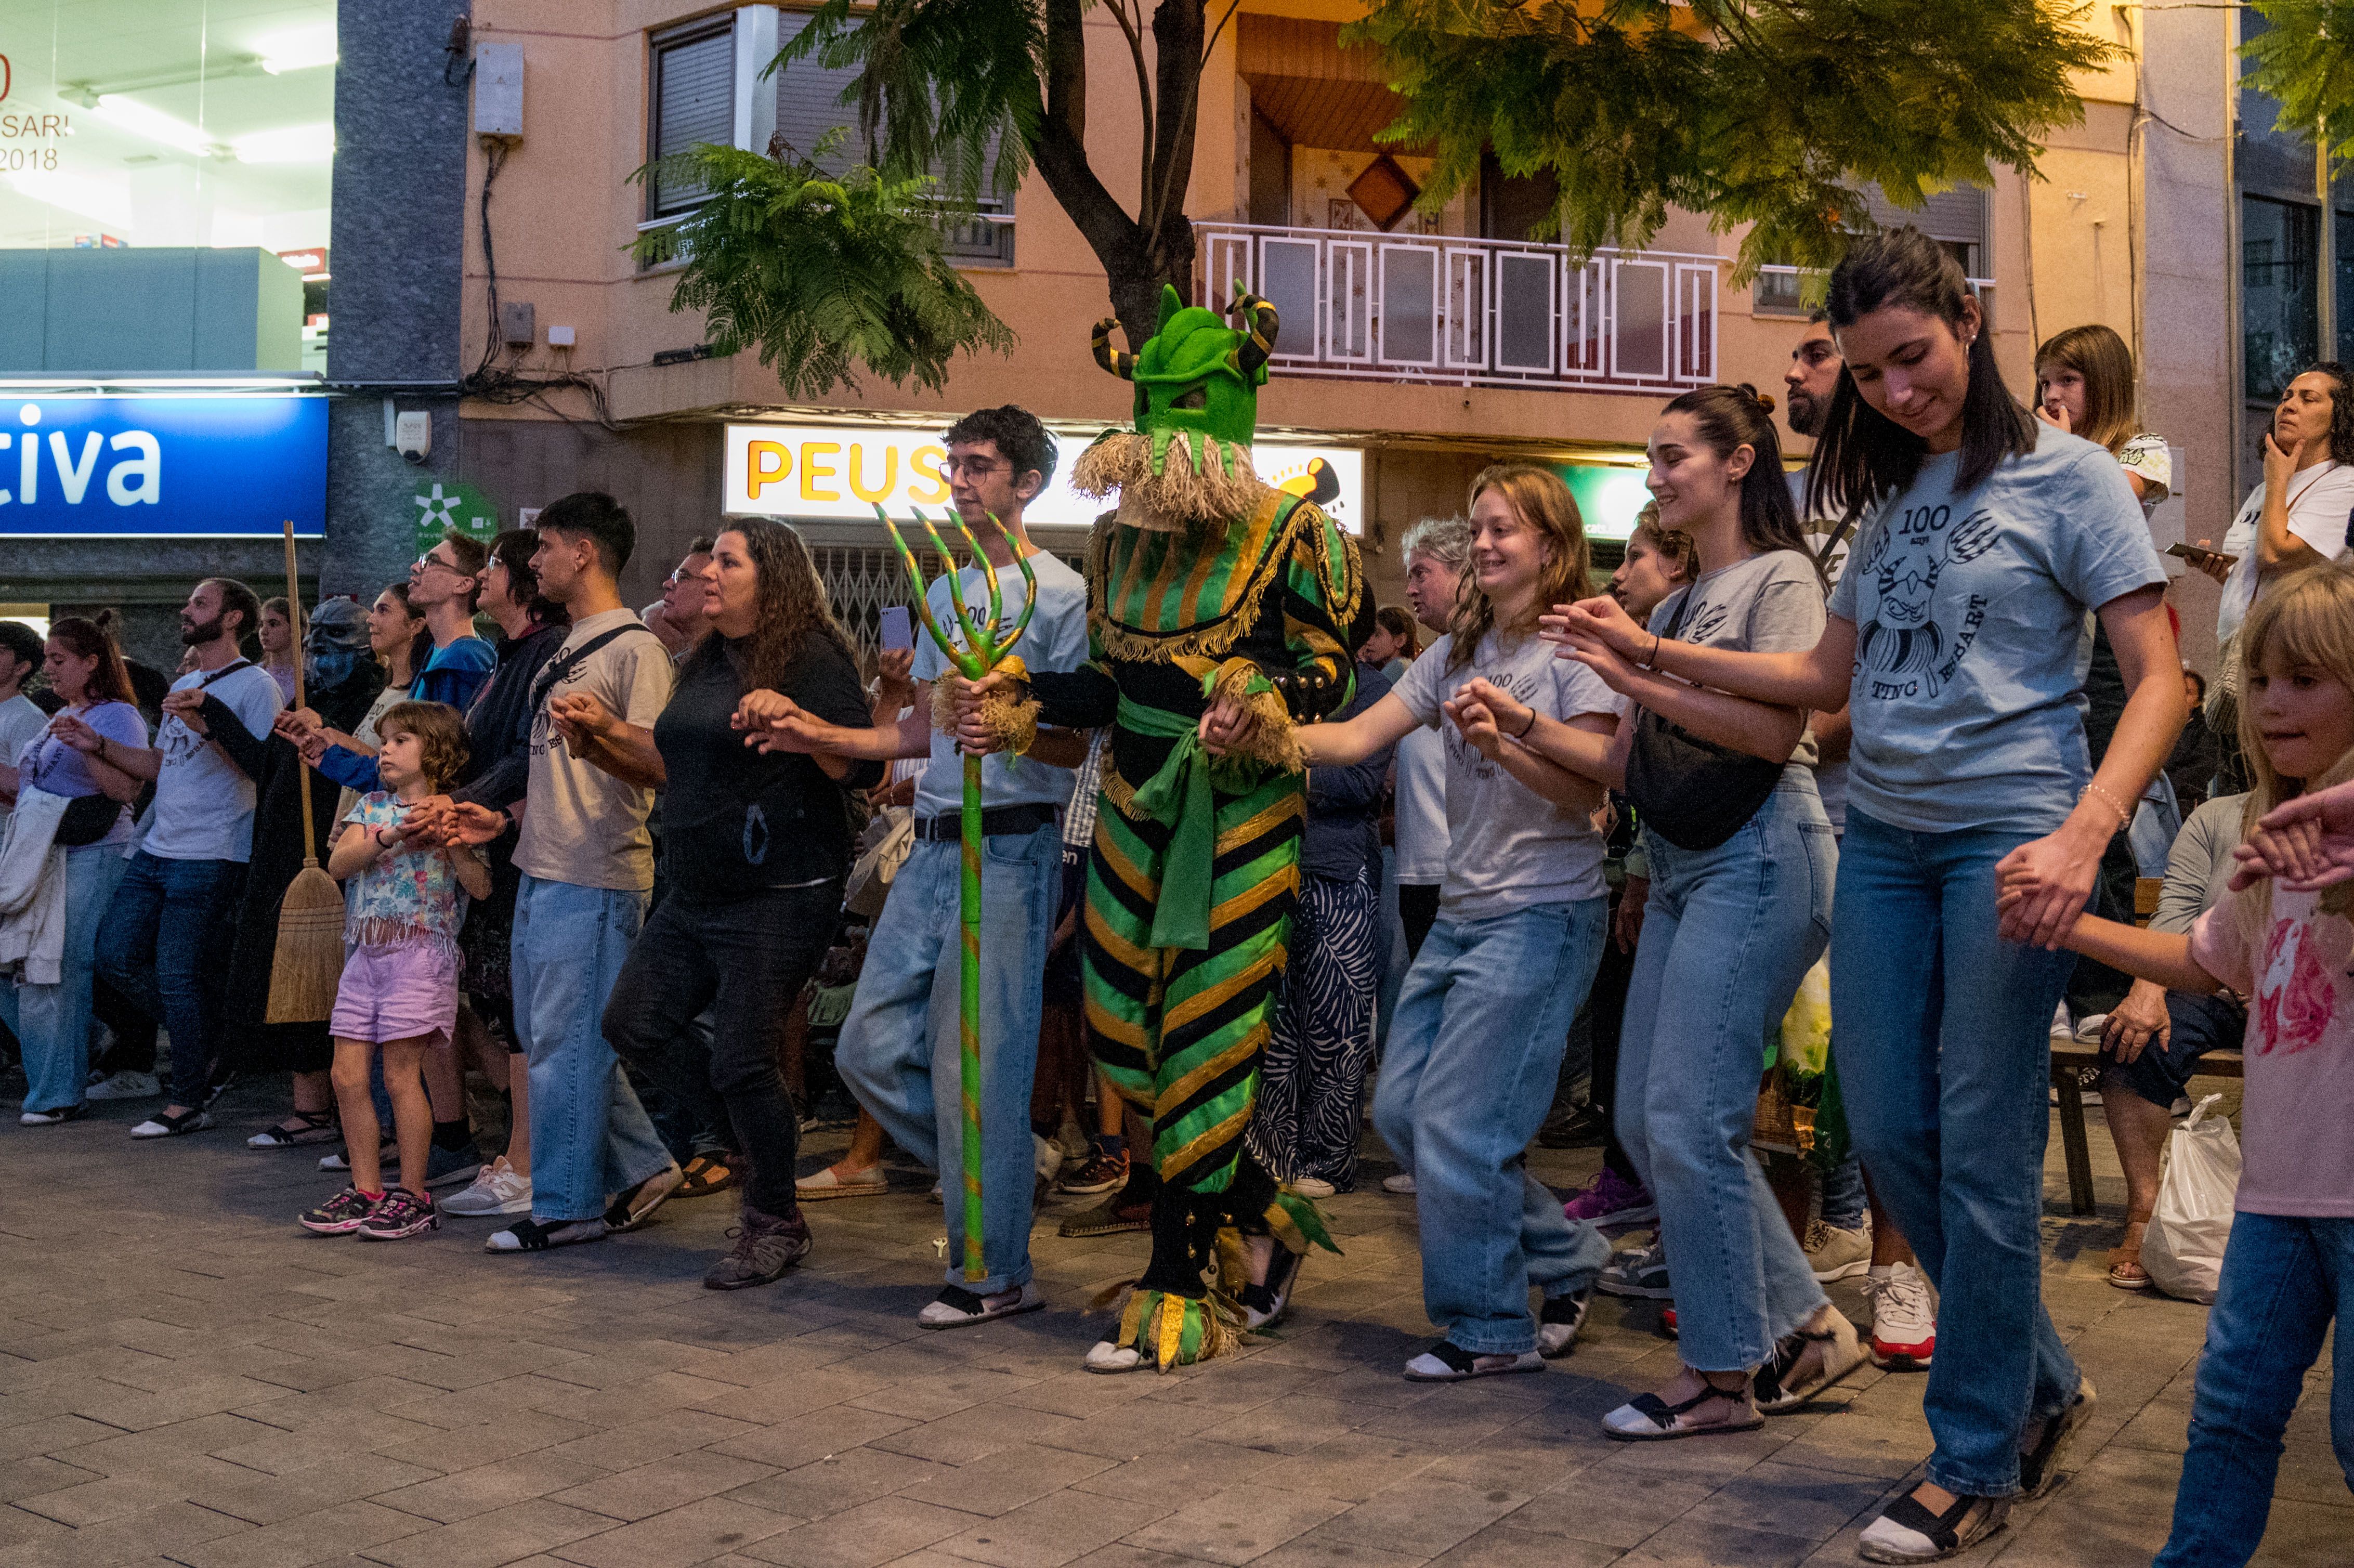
[1,845,129,1112]
[605,883,840,1216]
[2155,1212,2354,1566]
[94,850,245,1108]
[1373,896,1613,1355]
[1619,785,1835,1371]
[838,825,1060,1294]
[1820,1151,1868,1232]
[512,874,672,1223]
[1832,808,2084,1497]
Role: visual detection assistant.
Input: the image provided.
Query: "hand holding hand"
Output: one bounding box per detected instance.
[732,687,797,731]
[1198,695,1258,757]
[400,795,456,846]
[273,707,323,742]
[1992,831,2101,949]
[434,801,508,847]
[1545,594,1651,663]
[2230,778,2354,890]
[160,688,208,735]
[1443,695,1502,760]
[547,690,618,750]
[48,712,101,754]
[1462,677,1533,741]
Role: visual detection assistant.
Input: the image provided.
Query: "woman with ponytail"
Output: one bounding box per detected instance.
[1558,229,2182,1560]
[1474,385,1867,1440]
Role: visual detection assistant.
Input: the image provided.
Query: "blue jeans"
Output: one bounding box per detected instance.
[1619,786,1835,1371]
[1821,1151,1868,1231]
[512,874,672,1223]
[1832,808,2083,1497]
[94,850,244,1108]
[2155,1212,2354,1566]
[1373,896,1613,1355]
[838,825,1060,1294]
[2,846,129,1112]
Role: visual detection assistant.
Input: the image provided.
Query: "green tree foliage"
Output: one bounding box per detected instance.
[630,136,1012,398]
[1347,0,2116,279]
[2241,2,2354,156]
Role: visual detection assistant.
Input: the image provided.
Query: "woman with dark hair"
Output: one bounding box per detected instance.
[0,619,147,1123]
[1559,228,2181,1560]
[563,519,881,1288]
[1473,386,1865,1438]
[1360,605,1419,683]
[2195,360,2354,794]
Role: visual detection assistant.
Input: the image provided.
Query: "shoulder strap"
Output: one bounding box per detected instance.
[529,625,661,711]
[1812,518,1856,572]
[195,658,254,690]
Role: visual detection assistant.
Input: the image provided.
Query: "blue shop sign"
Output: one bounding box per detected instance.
[0,396,326,537]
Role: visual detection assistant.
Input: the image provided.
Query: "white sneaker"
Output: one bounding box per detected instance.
[1381,1172,1417,1195]
[1288,1177,1337,1200]
[1865,1262,1938,1370]
[84,1070,160,1101]
[441,1156,533,1217]
[2049,1000,2074,1041]
[1034,1131,1064,1184]
[1803,1219,1873,1283]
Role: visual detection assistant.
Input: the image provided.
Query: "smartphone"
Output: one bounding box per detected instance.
[2166,543,2238,568]
[880,605,914,652]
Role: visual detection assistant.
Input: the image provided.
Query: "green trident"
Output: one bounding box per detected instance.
[877,502,1038,1283]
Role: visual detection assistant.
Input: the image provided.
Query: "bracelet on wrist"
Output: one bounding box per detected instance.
[1513,708,1537,739]
[2080,781,2135,833]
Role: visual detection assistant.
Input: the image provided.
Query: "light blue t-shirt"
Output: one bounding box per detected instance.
[911,547,1090,818]
[1825,427,2166,835]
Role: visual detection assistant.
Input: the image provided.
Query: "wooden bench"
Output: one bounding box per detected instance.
[2047,876,2244,1216]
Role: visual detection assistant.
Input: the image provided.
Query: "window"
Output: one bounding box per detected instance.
[1753,187,1990,320]
[647,19,736,218]
[643,10,1016,264]
[2244,194,2320,403]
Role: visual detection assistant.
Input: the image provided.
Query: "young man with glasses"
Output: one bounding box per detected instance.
[408,531,496,713]
[748,405,1093,1328]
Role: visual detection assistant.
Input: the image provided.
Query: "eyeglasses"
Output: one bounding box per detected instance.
[413,551,463,576]
[941,456,1008,479]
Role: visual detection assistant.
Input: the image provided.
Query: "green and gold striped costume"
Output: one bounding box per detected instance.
[1030,487,1365,1365]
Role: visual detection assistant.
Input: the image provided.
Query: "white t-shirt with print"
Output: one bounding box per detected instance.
[143,662,285,863]
[1389,629,1626,916]
[2216,460,2354,650]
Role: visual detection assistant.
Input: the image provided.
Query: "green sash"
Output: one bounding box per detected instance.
[1117,696,1221,951]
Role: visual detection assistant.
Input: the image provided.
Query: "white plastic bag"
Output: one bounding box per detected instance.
[2142,1094,2241,1303]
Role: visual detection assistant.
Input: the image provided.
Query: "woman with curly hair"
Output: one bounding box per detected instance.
[576,519,883,1289]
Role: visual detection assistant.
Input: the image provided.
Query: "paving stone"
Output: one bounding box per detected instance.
[173,1499,435,1568]
[373,1454,618,1524]
[1312,1475,1532,1560]
[927,1486,1172,1568]
[552,1496,802,1568]
[549,1453,782,1524]
[360,1498,619,1568]
[892,1444,1115,1520]
[1116,1483,1350,1566]
[737,1497,980,1568]
[722,1448,949,1521]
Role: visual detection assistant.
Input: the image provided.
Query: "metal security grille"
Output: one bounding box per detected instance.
[814,545,1087,656]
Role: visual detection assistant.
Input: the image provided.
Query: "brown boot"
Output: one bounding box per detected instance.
[704,1203,812,1290]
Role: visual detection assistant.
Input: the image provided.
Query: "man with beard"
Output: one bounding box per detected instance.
[954,288,1367,1370]
[92,578,284,1136]
[748,404,1093,1327]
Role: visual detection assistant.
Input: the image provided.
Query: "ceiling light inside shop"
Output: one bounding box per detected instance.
[256,25,339,75]
[232,124,334,164]
[93,95,219,157]
[8,171,134,228]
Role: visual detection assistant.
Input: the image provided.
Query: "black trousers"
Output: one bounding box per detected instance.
[603,881,840,1214]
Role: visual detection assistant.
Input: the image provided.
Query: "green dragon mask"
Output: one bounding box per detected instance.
[1091,283,1279,478]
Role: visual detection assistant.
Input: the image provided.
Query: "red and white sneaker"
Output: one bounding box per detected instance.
[1865,1261,1936,1370]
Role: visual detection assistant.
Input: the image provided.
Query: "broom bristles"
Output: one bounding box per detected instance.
[265,865,346,1024]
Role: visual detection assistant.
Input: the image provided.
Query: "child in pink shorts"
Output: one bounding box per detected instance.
[299,701,489,1240]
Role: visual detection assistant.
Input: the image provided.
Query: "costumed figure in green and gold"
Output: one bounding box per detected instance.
[956,284,1368,1371]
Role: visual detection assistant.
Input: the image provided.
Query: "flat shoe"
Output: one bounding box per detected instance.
[1755,1315,1868,1413]
[2019,1380,2097,1499]
[1402,1341,1543,1382]
[1083,1341,1145,1374]
[918,1282,1044,1329]
[795,1162,888,1200]
[603,1165,684,1232]
[247,1110,338,1148]
[485,1217,606,1252]
[1859,1489,2009,1563]
[1602,1383,1763,1440]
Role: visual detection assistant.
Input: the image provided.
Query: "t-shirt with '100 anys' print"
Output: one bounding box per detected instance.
[1824,425,2165,837]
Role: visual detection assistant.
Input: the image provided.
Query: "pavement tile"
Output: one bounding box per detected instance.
[1116,1483,1350,1566]
[1310,1475,1532,1560]
[1421,1524,1619,1568]
[926,1487,1172,1568]
[892,1443,1116,1520]
[705,1411,920,1473]
[552,1496,803,1568]
[722,1448,949,1521]
[736,1497,980,1568]
[359,1498,620,1568]
[1503,1466,1719,1550]
[192,1457,444,1526]
[173,1499,435,1568]
[1616,1519,1820,1567]
[550,1453,782,1523]
[373,1454,619,1524]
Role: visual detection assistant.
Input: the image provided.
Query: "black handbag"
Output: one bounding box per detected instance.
[1620,586,1785,852]
[51,792,123,848]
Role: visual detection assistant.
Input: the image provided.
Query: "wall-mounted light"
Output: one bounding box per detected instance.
[91,94,219,157]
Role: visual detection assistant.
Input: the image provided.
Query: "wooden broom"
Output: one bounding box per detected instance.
[265,519,347,1024]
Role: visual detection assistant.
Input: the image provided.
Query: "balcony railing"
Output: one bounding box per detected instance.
[1197,222,1724,396]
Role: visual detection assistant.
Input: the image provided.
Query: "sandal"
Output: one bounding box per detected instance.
[1239,1243,1303,1331]
[675,1154,737,1198]
[1859,1486,2010,1563]
[485,1217,606,1252]
[247,1110,339,1149]
[2108,1217,2152,1290]
[1754,1313,1868,1413]
[1602,1375,1763,1440]
[2019,1380,2097,1498]
[1402,1341,1545,1382]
